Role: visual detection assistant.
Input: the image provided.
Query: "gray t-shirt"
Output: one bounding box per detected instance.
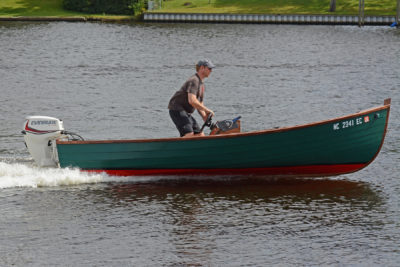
[168,74,204,114]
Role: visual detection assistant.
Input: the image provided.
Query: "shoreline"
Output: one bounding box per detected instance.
[0,16,136,22]
[0,13,397,26]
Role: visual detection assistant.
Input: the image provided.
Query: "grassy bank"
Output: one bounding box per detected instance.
[0,0,83,16]
[0,0,397,18]
[0,0,133,20]
[157,0,397,16]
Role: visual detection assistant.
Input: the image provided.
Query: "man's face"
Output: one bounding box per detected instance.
[202,66,212,78]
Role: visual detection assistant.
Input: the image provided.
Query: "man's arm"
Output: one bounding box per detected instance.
[198,109,207,121]
[188,93,214,121]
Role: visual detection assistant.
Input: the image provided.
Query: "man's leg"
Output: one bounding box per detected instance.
[189,114,205,137]
[169,110,195,137]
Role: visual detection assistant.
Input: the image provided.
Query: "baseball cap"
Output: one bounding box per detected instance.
[197,58,215,69]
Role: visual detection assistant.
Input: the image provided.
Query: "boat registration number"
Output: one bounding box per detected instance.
[333,116,370,131]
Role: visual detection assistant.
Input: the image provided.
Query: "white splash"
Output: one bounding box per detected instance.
[0,161,109,188]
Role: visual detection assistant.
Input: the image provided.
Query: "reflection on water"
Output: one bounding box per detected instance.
[104,177,385,233]
[107,177,381,205]
[72,177,386,265]
[0,176,390,266]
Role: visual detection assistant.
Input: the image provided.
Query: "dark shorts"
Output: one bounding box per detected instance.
[169,110,201,137]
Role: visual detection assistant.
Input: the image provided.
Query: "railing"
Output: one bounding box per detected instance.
[144,13,396,25]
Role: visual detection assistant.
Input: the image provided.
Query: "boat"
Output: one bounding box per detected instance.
[22,99,391,177]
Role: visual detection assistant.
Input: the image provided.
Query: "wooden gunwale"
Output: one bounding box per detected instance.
[57,100,391,145]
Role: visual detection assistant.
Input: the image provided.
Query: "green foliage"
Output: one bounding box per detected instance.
[63,0,88,13]
[62,0,147,15]
[131,0,147,15]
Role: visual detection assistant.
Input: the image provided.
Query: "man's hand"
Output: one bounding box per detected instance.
[206,109,214,118]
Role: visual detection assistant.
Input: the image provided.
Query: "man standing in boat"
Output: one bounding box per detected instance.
[168,59,215,137]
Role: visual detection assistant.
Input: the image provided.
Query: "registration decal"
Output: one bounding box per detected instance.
[333,115,372,131]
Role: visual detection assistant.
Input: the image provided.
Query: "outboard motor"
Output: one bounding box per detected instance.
[22,116,66,167]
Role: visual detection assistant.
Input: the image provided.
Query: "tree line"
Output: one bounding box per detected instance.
[63,0,147,15]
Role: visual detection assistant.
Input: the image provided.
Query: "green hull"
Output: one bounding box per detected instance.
[57,101,390,177]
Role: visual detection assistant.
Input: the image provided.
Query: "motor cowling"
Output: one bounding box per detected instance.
[22,116,66,167]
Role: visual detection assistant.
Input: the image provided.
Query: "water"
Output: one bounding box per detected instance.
[1,21,399,266]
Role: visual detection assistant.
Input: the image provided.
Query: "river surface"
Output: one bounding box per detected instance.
[0,21,399,266]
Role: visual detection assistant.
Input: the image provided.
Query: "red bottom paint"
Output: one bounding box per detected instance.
[83,164,366,177]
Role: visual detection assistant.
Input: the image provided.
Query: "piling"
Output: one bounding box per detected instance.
[397,0,400,27]
[358,0,365,27]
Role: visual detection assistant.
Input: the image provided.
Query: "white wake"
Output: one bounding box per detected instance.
[0,161,109,188]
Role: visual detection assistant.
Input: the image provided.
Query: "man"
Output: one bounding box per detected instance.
[168,59,215,137]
